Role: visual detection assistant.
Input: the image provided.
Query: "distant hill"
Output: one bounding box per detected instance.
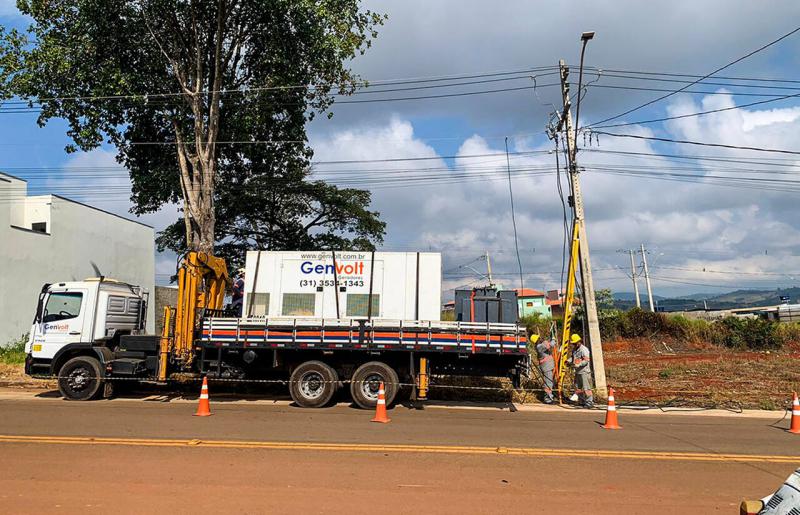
[612,287,800,312]
[673,293,717,301]
[703,287,800,308]
[613,292,665,302]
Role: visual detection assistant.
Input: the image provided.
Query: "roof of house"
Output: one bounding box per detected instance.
[548,297,580,306]
[0,173,153,229]
[514,288,545,298]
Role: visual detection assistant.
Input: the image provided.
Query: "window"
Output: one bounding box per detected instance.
[526,302,533,307]
[281,293,315,316]
[249,293,270,316]
[346,294,380,318]
[43,292,83,323]
[31,222,47,233]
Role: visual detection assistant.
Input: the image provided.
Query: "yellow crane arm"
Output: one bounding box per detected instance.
[158,251,230,378]
[556,223,581,400]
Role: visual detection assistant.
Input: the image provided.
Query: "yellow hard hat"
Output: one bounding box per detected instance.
[529,334,540,344]
[570,333,582,344]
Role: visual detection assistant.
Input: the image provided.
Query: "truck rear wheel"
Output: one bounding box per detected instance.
[289,361,339,408]
[350,361,399,410]
[58,356,103,401]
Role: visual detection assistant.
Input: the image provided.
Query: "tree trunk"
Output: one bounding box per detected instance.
[173,122,216,253]
[148,1,228,255]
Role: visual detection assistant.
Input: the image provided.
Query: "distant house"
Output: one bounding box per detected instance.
[546,289,566,319]
[442,300,455,312]
[515,288,551,318]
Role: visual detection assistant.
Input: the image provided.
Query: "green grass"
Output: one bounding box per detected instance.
[0,335,27,365]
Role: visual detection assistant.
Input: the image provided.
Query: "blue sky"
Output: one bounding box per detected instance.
[5,1,800,300]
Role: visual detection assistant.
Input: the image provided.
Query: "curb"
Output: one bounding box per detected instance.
[0,387,789,419]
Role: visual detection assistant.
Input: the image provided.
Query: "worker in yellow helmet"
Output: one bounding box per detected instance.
[569,333,594,408]
[530,333,556,404]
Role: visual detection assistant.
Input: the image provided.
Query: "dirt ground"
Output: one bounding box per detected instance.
[0,363,53,390]
[602,339,800,411]
[2,341,798,410]
[422,339,800,410]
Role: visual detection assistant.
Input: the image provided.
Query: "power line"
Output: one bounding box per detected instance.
[591,131,800,156]
[590,168,800,194]
[590,71,800,92]
[584,148,800,166]
[0,83,555,114]
[588,83,799,98]
[649,275,783,290]
[653,265,799,277]
[504,137,524,293]
[586,24,800,127]
[16,61,800,107]
[591,90,800,129]
[0,85,558,114]
[582,66,800,85]
[0,66,559,105]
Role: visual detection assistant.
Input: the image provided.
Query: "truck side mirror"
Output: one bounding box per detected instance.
[33,284,50,324]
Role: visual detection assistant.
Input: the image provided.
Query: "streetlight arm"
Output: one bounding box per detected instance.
[573,37,591,150]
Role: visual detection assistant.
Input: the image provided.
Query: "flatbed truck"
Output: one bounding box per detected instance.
[24,252,530,408]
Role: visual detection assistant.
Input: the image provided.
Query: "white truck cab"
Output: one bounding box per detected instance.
[25,278,149,399]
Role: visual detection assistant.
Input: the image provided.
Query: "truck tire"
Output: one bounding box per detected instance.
[58,356,103,401]
[350,361,399,410]
[289,360,339,408]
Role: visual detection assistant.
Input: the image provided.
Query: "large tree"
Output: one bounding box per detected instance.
[0,0,385,253]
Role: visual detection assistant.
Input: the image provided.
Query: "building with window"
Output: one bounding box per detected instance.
[515,288,551,318]
[546,289,568,319]
[0,173,155,345]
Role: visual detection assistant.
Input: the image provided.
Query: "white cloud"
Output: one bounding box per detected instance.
[50,148,181,235]
[309,89,800,297]
[307,0,800,135]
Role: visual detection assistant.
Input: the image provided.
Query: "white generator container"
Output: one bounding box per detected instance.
[241,251,442,321]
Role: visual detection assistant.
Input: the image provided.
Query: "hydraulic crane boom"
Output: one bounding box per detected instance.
[555,222,580,401]
[158,252,230,379]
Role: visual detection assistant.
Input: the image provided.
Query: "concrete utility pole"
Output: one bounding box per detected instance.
[558,56,607,395]
[628,249,641,308]
[640,243,655,312]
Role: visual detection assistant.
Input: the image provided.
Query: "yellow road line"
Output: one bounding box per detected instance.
[0,434,797,463]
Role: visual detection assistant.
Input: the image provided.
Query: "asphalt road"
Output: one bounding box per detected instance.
[1,389,798,514]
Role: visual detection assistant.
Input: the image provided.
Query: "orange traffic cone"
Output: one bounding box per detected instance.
[601,387,622,430]
[789,392,800,434]
[371,382,391,424]
[194,377,212,417]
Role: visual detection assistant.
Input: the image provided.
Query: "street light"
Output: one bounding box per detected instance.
[574,31,596,147]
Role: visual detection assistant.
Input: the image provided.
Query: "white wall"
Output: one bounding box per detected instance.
[0,173,155,345]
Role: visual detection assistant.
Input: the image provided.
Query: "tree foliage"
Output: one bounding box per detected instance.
[1,0,386,253]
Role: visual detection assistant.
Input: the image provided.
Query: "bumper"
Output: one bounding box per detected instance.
[24,354,52,376]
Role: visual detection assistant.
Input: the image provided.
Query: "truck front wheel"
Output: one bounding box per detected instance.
[289,361,339,408]
[58,356,103,401]
[350,361,399,410]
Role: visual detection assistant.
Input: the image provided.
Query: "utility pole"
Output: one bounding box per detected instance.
[628,250,641,308]
[558,59,607,395]
[485,251,494,288]
[640,243,655,312]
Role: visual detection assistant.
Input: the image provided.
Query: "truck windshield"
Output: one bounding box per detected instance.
[42,292,83,323]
